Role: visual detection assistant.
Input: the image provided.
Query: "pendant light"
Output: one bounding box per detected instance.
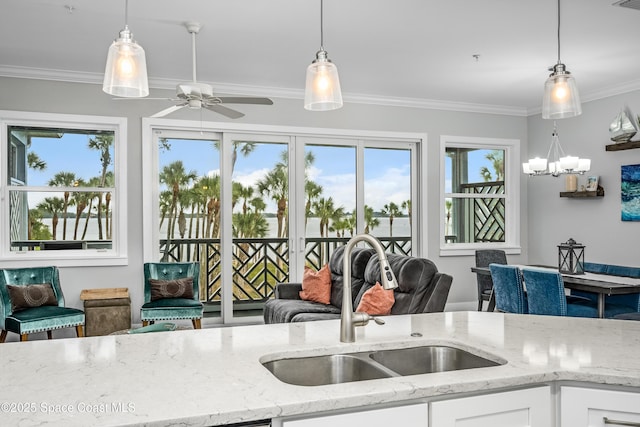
[541,0,581,119]
[304,0,343,111]
[103,0,149,98]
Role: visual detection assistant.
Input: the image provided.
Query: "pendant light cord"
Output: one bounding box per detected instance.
[556,0,561,64]
[124,0,129,27]
[320,0,325,50]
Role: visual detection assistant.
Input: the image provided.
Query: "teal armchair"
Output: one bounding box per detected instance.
[141,262,203,329]
[0,266,85,342]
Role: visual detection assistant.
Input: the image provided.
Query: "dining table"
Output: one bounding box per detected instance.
[471,265,640,318]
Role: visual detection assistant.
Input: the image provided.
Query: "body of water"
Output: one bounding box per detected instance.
[41,216,412,241]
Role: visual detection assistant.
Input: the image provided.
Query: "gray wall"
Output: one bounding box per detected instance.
[0,76,529,338]
[527,90,640,267]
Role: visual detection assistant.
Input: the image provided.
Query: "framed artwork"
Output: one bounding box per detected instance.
[585,176,599,192]
[621,164,640,221]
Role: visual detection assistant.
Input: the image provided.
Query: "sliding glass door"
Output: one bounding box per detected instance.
[147,125,419,325]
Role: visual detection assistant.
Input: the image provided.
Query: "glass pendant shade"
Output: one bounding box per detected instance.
[103,26,149,98]
[542,63,581,119]
[304,50,343,111]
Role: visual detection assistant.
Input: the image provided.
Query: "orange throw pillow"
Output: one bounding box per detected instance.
[299,264,332,304]
[356,282,395,315]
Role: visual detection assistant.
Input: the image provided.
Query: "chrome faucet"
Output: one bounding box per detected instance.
[340,233,398,343]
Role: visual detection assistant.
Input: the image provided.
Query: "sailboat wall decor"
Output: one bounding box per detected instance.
[609,109,637,143]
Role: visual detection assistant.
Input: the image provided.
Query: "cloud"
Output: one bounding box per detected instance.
[313,165,411,212]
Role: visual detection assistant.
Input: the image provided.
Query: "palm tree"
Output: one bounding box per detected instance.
[102,171,115,239]
[214,140,256,174]
[88,134,114,239]
[364,205,379,234]
[27,152,46,171]
[313,197,344,237]
[159,161,197,239]
[26,151,47,241]
[37,197,64,240]
[445,199,453,234]
[81,177,101,240]
[257,166,288,238]
[48,171,76,240]
[485,150,504,181]
[198,175,221,238]
[71,178,89,240]
[28,208,51,241]
[402,199,412,228]
[345,210,357,237]
[381,202,402,237]
[158,190,172,231]
[305,180,323,229]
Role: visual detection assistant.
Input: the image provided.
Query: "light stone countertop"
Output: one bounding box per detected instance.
[1,311,640,426]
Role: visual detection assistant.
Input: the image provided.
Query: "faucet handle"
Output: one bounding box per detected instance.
[371,316,386,325]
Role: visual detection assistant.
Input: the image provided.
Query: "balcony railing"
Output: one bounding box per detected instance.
[159,236,412,303]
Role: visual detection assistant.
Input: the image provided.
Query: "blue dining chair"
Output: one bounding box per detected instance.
[0,266,85,342]
[571,262,640,318]
[522,268,598,318]
[489,264,527,314]
[140,262,203,329]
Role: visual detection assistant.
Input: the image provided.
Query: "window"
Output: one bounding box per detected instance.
[0,111,127,266]
[440,135,520,256]
[143,120,423,324]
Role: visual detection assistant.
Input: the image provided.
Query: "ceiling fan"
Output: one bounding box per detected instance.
[125,22,273,119]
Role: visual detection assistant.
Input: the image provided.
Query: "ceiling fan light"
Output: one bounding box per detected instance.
[304,50,343,111]
[103,26,149,98]
[542,63,581,119]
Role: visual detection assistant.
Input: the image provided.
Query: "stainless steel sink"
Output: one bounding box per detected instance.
[369,345,502,376]
[262,345,504,386]
[262,354,393,386]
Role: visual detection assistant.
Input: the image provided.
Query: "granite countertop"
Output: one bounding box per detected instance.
[1,311,640,426]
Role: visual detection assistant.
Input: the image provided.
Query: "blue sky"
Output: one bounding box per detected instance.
[28,133,113,186]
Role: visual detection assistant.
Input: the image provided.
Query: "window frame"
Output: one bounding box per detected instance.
[439,135,520,256]
[0,110,128,267]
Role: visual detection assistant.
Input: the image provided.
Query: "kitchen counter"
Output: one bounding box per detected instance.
[1,311,640,426]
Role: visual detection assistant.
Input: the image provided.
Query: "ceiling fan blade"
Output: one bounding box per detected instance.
[151,105,185,118]
[112,97,175,101]
[204,104,245,119]
[216,97,273,105]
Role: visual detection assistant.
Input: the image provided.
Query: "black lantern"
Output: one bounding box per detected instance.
[558,238,585,275]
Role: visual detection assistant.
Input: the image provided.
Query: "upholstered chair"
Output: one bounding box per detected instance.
[475,250,507,311]
[522,268,598,318]
[489,264,527,314]
[570,262,639,318]
[0,266,85,342]
[141,262,203,329]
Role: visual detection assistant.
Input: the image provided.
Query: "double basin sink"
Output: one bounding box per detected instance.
[262,345,504,386]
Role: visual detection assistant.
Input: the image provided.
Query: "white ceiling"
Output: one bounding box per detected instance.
[2,0,640,116]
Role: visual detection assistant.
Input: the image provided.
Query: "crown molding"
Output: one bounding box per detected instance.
[526,78,640,116]
[4,65,639,118]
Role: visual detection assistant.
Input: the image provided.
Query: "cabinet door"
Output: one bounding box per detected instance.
[274,402,428,427]
[561,387,640,427]
[430,386,551,427]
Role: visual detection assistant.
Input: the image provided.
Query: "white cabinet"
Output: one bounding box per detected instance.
[430,386,551,427]
[561,386,640,427]
[272,402,428,427]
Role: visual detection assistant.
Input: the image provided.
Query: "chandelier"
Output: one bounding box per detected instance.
[522,122,590,176]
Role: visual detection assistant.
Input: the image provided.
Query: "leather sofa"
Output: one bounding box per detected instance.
[263,245,453,324]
